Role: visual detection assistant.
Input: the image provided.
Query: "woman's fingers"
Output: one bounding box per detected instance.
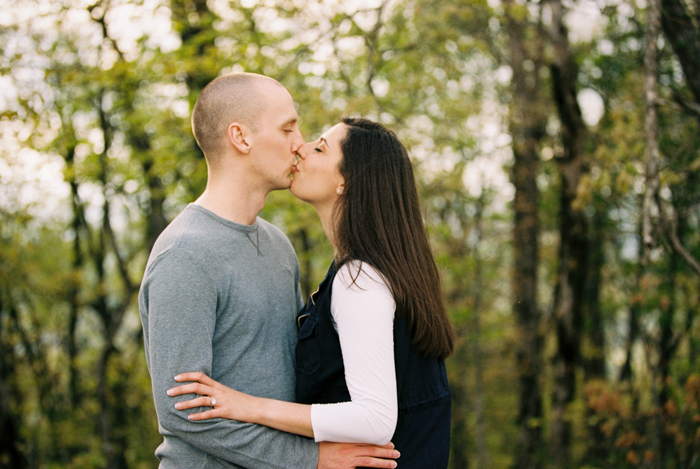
[174,372,218,387]
[167,382,213,397]
[174,395,212,410]
[167,373,237,422]
[187,409,219,421]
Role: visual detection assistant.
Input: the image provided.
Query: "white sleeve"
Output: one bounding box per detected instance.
[310,262,398,444]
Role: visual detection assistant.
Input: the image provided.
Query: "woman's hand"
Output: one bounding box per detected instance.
[168,371,315,437]
[167,372,258,422]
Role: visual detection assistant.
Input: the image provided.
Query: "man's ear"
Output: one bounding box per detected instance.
[227,122,252,154]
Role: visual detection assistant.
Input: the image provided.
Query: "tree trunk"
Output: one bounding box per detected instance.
[443,226,471,468]
[619,221,644,383]
[449,331,471,469]
[471,195,490,469]
[65,143,83,409]
[657,249,679,468]
[582,210,607,469]
[643,0,662,254]
[141,154,168,252]
[0,293,27,469]
[582,207,607,463]
[548,0,589,466]
[584,209,605,380]
[504,0,547,466]
[661,0,700,104]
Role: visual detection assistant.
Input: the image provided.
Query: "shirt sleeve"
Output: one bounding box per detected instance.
[310,262,398,444]
[141,248,318,468]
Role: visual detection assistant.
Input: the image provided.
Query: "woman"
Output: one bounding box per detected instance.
[167,118,456,468]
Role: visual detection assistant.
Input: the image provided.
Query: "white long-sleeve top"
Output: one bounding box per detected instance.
[309,262,398,444]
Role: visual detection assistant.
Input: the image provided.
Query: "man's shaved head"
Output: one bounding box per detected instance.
[191,72,284,158]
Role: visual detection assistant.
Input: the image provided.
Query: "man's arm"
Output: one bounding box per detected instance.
[142,248,318,468]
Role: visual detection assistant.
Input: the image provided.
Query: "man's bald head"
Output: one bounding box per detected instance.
[191,72,285,159]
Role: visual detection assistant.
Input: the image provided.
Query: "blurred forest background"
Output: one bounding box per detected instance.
[1,0,700,467]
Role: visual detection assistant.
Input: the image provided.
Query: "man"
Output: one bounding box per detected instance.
[138,72,399,469]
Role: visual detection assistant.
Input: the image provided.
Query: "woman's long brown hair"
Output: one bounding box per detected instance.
[333,117,456,359]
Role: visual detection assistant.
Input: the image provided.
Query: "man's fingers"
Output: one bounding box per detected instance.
[371,449,400,461]
[360,446,400,460]
[352,445,399,468]
[316,441,399,469]
[355,456,397,468]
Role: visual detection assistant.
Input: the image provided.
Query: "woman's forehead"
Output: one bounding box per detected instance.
[321,123,347,146]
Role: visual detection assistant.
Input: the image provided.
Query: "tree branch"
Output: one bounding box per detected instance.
[655,192,700,276]
[363,1,389,114]
[88,0,126,62]
[672,90,700,118]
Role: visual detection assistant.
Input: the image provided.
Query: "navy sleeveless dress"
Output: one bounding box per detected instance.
[295,263,451,468]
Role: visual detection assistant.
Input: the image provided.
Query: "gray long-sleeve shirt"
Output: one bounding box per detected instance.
[138,204,318,468]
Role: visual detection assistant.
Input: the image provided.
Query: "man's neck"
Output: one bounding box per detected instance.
[194,181,267,226]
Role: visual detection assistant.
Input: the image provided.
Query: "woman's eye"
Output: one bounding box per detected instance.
[314,147,322,152]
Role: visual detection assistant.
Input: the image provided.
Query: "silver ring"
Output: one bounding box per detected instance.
[211,397,216,407]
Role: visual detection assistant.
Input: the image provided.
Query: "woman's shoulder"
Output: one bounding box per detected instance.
[331,261,396,323]
[334,260,392,296]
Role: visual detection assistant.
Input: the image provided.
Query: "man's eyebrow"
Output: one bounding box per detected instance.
[281,117,298,126]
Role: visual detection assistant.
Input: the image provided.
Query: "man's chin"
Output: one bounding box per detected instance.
[269,177,292,192]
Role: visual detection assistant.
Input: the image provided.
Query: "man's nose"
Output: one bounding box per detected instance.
[291,130,304,153]
[296,144,308,160]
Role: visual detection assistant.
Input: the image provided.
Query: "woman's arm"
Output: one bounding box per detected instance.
[168,262,398,444]
[309,262,398,444]
[167,372,315,438]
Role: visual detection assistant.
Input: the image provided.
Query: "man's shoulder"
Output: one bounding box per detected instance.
[257,217,295,247]
[151,207,196,248]
[256,216,284,235]
[147,205,223,267]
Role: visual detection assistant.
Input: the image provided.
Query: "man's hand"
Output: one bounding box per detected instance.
[317,442,399,469]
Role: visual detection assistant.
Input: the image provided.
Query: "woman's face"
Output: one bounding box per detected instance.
[290,123,346,207]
